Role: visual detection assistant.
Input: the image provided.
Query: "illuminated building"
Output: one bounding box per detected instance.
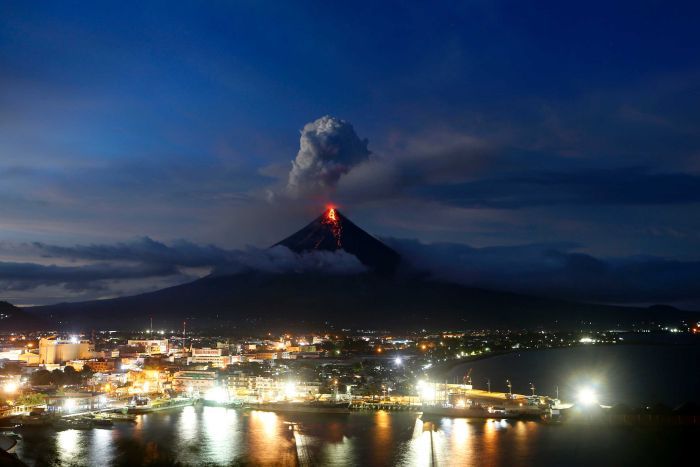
[84,359,117,373]
[226,375,321,402]
[38,337,94,365]
[188,347,232,367]
[172,370,217,393]
[126,339,169,355]
[45,392,108,414]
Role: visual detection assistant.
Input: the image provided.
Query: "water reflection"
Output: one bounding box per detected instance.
[202,406,242,464]
[177,405,199,443]
[57,429,81,465]
[371,411,394,466]
[247,410,295,465]
[89,427,115,465]
[14,408,690,466]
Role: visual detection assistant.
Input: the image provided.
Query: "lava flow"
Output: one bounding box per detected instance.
[323,207,343,248]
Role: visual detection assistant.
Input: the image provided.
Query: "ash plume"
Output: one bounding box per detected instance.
[287,115,370,198]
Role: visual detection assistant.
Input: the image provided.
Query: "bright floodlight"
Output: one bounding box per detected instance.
[284,382,297,399]
[577,387,598,406]
[394,357,402,366]
[70,336,79,344]
[3,382,17,394]
[64,398,76,412]
[204,386,228,404]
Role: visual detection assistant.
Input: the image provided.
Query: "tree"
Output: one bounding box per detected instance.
[30,369,52,386]
[0,362,21,375]
[80,365,94,381]
[18,393,46,407]
[51,368,65,385]
[63,366,81,385]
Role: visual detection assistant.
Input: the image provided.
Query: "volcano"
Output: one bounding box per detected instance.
[10,209,698,332]
[275,208,401,274]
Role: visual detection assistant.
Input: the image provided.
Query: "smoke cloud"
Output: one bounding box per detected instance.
[287,115,370,197]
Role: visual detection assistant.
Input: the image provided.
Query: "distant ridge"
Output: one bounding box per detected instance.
[0,300,47,330]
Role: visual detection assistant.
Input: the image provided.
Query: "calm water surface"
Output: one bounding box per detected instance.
[447,343,700,405]
[14,344,699,466]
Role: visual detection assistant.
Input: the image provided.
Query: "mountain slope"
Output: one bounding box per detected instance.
[276,208,400,274]
[26,272,697,331]
[0,300,48,331]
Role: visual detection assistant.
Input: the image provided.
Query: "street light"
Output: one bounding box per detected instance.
[530,382,536,396]
[506,379,512,397]
[486,378,491,393]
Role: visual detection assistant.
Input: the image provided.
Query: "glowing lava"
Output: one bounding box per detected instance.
[323,207,343,248]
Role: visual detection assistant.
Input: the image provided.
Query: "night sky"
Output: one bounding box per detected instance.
[1,1,699,307]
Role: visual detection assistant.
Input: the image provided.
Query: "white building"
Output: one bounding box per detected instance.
[39,337,94,365]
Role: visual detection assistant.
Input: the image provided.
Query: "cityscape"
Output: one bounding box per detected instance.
[1,1,700,466]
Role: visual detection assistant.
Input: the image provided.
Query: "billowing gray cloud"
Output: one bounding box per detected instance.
[287,115,370,198]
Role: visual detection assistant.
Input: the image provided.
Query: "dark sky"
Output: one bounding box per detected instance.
[1,1,699,307]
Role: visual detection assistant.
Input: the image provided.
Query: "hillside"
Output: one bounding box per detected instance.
[24,272,697,332]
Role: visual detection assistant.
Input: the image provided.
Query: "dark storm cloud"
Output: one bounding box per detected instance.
[0,238,365,300]
[0,260,177,291]
[29,237,236,268]
[387,239,700,306]
[418,168,700,208]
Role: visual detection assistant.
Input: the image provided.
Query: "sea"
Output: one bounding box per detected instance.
[12,343,700,466]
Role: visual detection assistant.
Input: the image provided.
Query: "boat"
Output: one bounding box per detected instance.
[91,418,114,428]
[420,404,492,419]
[101,412,137,423]
[15,415,55,430]
[53,418,94,430]
[127,397,195,414]
[246,401,351,414]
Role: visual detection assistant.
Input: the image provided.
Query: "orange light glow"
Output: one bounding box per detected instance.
[323,207,342,247]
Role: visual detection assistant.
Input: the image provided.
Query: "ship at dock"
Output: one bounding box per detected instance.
[126,396,196,414]
[245,401,351,414]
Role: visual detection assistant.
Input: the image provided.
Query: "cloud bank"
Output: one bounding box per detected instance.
[2,235,700,309]
[0,238,365,305]
[387,238,700,308]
